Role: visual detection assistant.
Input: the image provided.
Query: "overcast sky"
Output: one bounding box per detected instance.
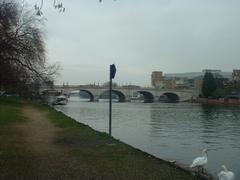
[26,0,240,86]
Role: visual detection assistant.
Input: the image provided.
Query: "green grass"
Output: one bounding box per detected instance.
[0,127,39,180]
[0,97,38,180]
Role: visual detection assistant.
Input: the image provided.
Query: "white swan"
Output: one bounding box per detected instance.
[190,149,208,171]
[218,165,235,180]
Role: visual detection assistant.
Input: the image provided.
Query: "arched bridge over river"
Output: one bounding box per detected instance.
[43,85,196,103]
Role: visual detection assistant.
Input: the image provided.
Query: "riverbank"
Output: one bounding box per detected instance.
[194,97,240,105]
[0,97,211,180]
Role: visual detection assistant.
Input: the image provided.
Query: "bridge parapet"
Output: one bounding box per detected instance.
[49,85,195,103]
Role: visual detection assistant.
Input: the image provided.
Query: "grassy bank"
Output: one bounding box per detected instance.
[0,97,208,180]
[0,97,39,179]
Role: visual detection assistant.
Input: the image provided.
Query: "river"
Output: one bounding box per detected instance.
[55,97,240,178]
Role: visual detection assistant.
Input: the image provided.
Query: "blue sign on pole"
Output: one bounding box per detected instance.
[110,64,116,79]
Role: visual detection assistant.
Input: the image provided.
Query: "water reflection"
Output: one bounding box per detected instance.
[200,104,219,120]
[149,104,162,136]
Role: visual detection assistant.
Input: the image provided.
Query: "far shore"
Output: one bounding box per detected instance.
[193,97,240,105]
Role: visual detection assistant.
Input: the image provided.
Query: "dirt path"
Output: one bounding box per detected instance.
[21,105,59,155]
[18,105,82,180]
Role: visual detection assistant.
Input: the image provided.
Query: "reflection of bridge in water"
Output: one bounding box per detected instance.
[43,85,196,103]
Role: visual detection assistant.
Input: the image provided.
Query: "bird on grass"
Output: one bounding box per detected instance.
[218,165,235,180]
[190,149,208,172]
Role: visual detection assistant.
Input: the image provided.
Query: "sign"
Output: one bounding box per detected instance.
[110,64,116,79]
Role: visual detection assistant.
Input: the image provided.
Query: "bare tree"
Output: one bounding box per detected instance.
[0,0,59,96]
[33,0,111,16]
[34,0,65,16]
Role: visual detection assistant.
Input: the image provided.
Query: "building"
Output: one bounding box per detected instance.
[151,71,163,88]
[202,69,221,73]
[232,69,240,81]
[232,69,240,91]
[193,76,203,97]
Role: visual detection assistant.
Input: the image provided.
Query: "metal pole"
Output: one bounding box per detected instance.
[109,66,112,136]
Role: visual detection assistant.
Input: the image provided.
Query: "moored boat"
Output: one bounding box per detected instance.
[52,95,68,105]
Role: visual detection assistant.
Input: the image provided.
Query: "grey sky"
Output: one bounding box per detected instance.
[27,0,240,86]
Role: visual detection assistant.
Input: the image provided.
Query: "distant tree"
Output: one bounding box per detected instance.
[0,0,59,96]
[212,79,235,98]
[201,72,217,98]
[212,87,227,98]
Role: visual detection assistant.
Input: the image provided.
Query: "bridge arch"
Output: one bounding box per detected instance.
[80,89,94,101]
[137,91,154,103]
[69,89,95,102]
[99,90,126,102]
[159,92,179,103]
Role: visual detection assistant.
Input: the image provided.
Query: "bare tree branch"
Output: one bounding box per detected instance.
[0,0,59,96]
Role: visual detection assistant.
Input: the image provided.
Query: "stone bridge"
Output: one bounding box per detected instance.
[42,85,196,103]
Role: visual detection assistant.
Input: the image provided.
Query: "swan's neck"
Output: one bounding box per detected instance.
[202,152,207,157]
[222,166,228,172]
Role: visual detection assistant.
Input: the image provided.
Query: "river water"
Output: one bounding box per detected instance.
[55,97,240,178]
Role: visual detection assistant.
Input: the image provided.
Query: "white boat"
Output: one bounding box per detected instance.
[52,95,68,105]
